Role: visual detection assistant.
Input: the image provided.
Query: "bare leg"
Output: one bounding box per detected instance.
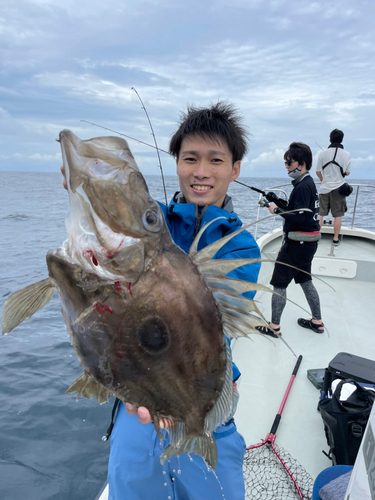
[319,215,324,228]
[333,217,342,240]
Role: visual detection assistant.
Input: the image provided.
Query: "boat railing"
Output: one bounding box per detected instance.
[254,182,375,241]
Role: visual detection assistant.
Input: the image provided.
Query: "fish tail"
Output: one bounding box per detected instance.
[160,434,218,469]
[1,278,56,334]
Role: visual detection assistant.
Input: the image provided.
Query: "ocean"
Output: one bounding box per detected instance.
[1,171,374,500]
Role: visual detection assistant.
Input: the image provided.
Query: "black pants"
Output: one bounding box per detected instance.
[270,238,318,288]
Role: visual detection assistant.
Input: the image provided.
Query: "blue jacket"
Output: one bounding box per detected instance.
[159,193,261,381]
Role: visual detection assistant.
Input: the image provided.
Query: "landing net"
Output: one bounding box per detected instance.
[243,354,313,499]
[243,439,313,499]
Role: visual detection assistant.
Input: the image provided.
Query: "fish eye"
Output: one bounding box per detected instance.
[142,209,162,233]
[137,317,170,354]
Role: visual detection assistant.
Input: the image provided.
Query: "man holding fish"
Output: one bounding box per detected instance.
[5,102,261,499]
[103,103,261,499]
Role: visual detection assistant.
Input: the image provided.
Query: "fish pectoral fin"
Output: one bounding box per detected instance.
[160,434,218,470]
[1,278,56,334]
[65,372,110,404]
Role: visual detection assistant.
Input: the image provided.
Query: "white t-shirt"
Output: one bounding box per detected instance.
[316,147,351,194]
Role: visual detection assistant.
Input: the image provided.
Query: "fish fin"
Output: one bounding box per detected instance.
[212,290,258,314]
[189,209,311,263]
[222,323,250,340]
[65,372,110,404]
[206,276,313,319]
[1,278,56,335]
[203,342,233,434]
[221,311,267,338]
[204,275,274,295]
[160,434,218,469]
[189,217,227,256]
[197,258,261,276]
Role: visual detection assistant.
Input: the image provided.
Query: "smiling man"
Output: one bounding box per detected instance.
[175,134,240,208]
[107,102,261,500]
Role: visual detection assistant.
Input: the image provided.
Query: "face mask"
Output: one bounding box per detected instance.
[288,168,301,180]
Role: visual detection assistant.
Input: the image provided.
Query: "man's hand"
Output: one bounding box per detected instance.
[125,403,173,428]
[126,403,153,424]
[268,203,277,214]
[60,165,68,190]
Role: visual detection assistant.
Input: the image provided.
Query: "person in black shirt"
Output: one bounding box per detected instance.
[256,142,324,337]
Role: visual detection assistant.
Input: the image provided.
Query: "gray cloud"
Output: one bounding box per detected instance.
[1,0,375,178]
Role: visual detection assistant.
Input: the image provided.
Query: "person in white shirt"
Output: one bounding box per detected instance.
[316,129,351,246]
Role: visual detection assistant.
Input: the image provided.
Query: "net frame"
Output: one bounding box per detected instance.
[243,355,314,499]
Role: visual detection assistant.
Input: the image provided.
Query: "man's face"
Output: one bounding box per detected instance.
[284,158,300,173]
[176,134,240,207]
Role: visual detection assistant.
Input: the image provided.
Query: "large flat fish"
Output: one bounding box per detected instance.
[1,131,270,468]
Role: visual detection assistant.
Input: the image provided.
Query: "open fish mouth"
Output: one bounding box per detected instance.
[58,130,166,283]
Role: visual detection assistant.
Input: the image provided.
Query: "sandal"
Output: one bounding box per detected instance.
[297,318,324,334]
[255,323,282,338]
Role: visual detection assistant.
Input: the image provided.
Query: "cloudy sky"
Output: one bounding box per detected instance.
[1,0,375,178]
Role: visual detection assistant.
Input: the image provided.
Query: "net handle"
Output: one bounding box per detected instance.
[269,355,302,435]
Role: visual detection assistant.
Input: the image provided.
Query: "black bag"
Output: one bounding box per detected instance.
[318,379,375,465]
[338,182,353,197]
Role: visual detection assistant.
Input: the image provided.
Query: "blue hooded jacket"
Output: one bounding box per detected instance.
[159,193,261,381]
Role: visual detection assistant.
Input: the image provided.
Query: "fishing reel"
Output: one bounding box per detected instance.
[258,198,270,208]
[264,191,288,210]
[258,191,288,210]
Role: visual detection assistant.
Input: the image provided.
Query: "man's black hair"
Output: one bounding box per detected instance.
[329,129,344,144]
[284,142,313,170]
[169,102,249,163]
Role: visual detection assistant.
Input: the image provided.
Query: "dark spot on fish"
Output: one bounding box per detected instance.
[137,318,169,354]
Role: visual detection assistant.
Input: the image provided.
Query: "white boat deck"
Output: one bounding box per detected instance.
[233,225,375,481]
[98,226,375,500]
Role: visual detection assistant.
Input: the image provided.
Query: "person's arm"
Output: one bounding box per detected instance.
[345,155,351,176]
[316,151,323,181]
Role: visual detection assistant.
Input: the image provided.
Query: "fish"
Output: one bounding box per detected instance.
[1,130,272,468]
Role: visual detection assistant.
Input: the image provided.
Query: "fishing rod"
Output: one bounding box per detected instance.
[131,87,167,205]
[80,120,170,155]
[79,119,283,203]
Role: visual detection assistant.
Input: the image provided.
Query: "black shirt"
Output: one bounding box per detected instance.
[281,173,320,234]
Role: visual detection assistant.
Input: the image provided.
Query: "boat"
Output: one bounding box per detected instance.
[97,181,375,500]
[233,181,375,498]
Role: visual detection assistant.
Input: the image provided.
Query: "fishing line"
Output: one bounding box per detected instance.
[80,120,169,154]
[131,87,168,205]
[79,120,263,195]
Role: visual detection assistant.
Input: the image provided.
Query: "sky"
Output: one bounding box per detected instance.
[1,0,375,179]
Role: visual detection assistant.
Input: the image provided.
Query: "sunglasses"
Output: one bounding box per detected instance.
[284,159,296,166]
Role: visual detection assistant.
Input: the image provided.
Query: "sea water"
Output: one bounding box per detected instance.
[0,171,374,500]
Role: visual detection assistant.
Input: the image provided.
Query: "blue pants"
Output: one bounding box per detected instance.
[108,402,246,500]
